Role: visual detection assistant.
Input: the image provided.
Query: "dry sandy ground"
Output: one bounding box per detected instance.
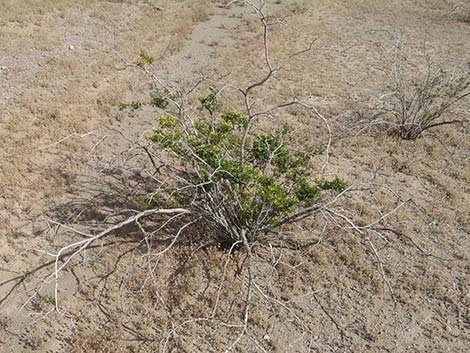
[1,0,469,352]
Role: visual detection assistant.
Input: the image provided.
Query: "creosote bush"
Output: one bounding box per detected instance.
[25,3,412,351]
[383,64,469,140]
[147,91,346,244]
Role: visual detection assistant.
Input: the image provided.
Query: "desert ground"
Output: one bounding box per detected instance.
[1,0,469,352]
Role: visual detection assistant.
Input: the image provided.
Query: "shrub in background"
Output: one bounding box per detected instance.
[383,65,469,140]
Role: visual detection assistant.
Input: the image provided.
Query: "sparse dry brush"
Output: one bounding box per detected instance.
[383,64,469,140]
[373,38,470,140]
[446,1,470,23]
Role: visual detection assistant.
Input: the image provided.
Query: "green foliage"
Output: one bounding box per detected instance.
[150,88,182,109]
[148,91,346,242]
[134,197,158,209]
[294,179,321,204]
[199,87,221,115]
[139,50,154,65]
[312,145,326,155]
[118,101,142,111]
[316,176,348,192]
[151,92,169,109]
[130,101,142,110]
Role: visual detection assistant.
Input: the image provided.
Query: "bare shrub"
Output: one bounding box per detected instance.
[387,67,468,140]
[446,2,470,23]
[374,41,470,140]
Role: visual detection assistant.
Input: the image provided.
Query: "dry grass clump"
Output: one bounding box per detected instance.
[191,4,211,23]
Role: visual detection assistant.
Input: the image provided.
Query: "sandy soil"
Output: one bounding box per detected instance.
[1,0,469,352]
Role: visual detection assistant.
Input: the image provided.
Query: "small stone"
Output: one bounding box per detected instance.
[69,45,74,50]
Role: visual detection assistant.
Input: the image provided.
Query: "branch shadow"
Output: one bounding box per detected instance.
[0,164,222,315]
